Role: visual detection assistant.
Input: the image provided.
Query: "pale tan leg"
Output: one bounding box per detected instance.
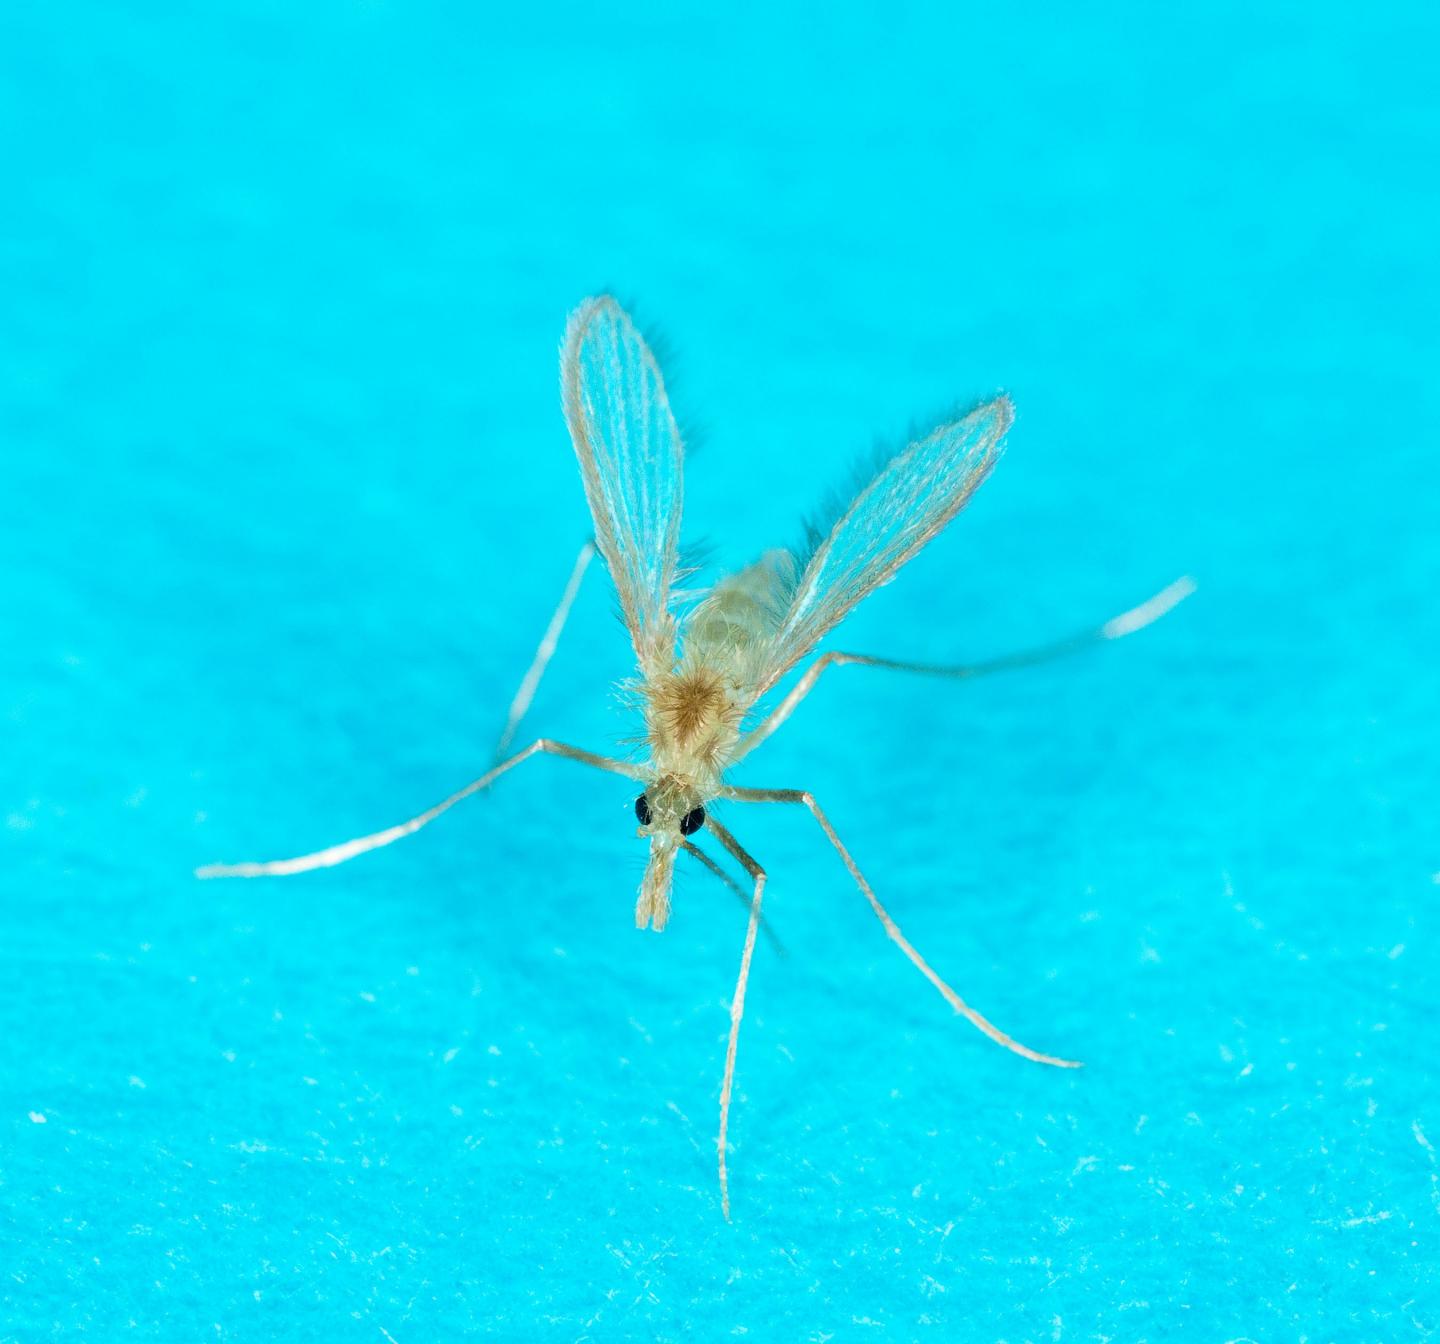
[734,576,1195,759]
[719,786,1081,1069]
[196,738,641,879]
[680,839,785,957]
[703,815,767,1220]
[493,540,597,761]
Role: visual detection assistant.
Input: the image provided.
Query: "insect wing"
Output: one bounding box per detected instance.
[754,395,1012,694]
[561,297,684,673]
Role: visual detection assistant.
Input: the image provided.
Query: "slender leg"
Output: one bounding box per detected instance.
[720,785,1081,1069]
[196,739,641,879]
[680,839,786,958]
[703,814,767,1220]
[735,576,1195,759]
[493,540,596,761]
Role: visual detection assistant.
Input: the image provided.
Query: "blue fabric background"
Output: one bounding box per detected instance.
[2,2,1436,1338]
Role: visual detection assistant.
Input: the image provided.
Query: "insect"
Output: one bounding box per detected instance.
[199,296,1194,1216]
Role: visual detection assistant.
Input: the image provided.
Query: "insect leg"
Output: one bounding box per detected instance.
[702,814,768,1220]
[196,738,640,879]
[493,540,597,760]
[680,839,786,957]
[719,785,1081,1069]
[734,576,1195,759]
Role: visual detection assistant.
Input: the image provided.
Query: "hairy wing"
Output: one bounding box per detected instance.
[561,296,684,674]
[752,395,1012,695]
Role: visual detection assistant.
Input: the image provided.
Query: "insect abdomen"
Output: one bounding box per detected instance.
[684,552,793,682]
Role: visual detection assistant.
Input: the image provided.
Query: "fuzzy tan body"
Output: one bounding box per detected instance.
[632,557,789,930]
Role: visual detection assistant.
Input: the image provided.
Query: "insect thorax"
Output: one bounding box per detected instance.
[641,555,793,797]
[642,659,744,800]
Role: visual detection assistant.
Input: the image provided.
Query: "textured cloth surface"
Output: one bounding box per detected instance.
[2,3,1437,1340]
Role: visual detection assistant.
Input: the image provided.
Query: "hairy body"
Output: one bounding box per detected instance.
[635,557,791,927]
[197,295,1194,1217]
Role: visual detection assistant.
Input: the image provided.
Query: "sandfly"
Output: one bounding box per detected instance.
[199,296,1194,1216]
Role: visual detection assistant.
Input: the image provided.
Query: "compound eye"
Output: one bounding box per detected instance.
[679,805,706,837]
[634,794,653,826]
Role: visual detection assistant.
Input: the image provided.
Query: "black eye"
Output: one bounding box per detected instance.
[679,805,705,836]
[634,794,653,826]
